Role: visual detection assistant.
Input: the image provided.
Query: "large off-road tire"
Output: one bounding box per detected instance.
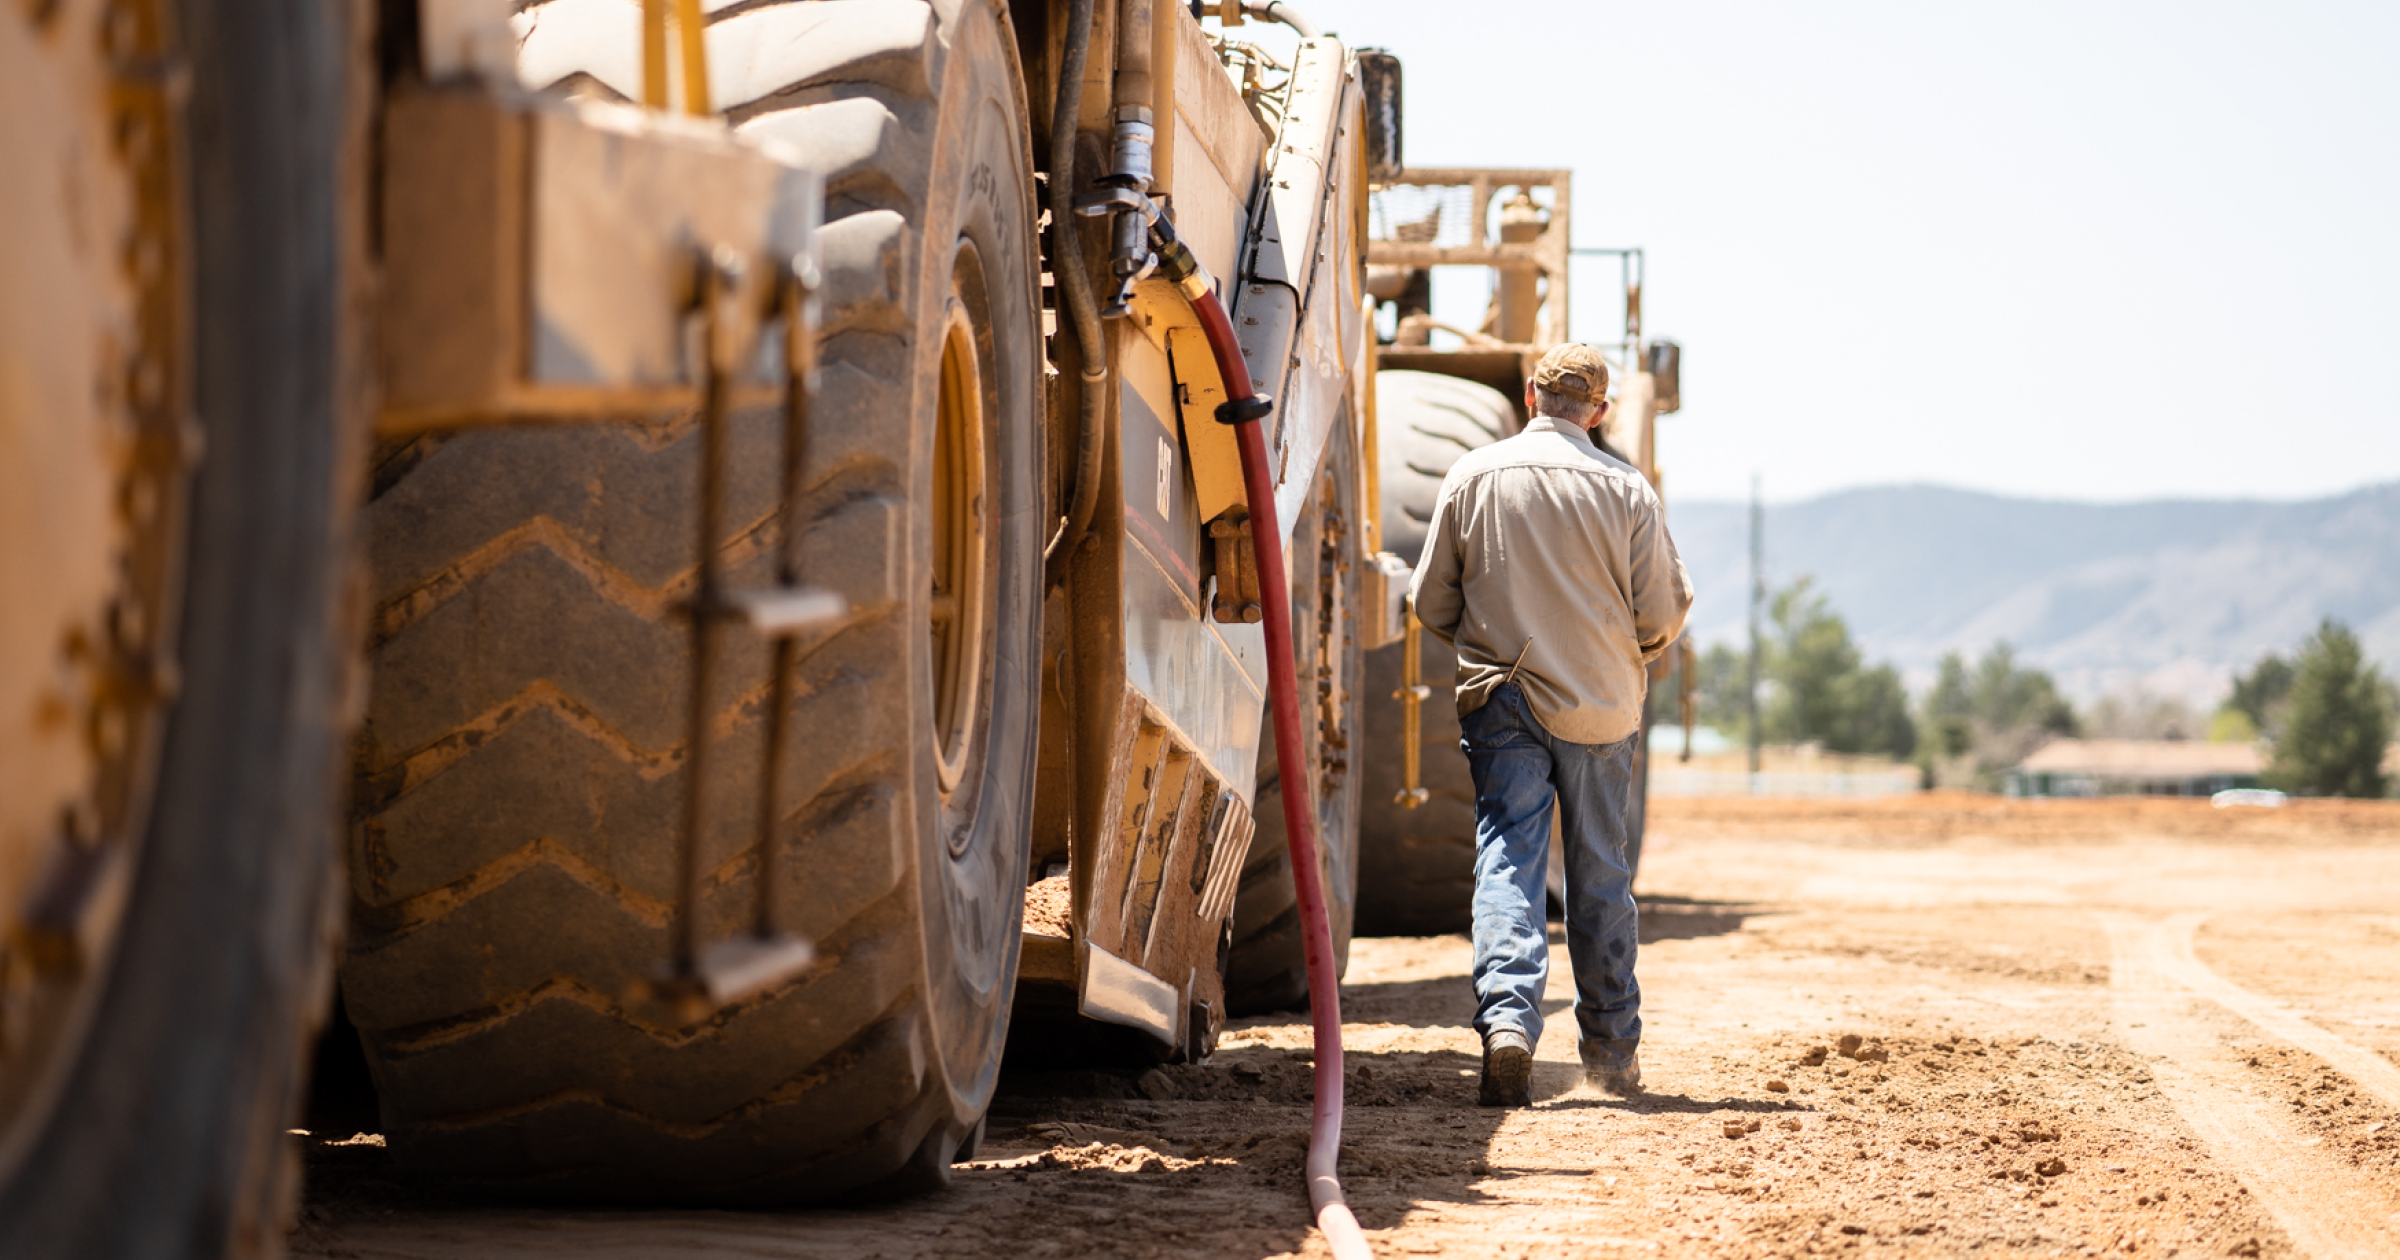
[1225,418,1366,1014]
[342,0,1042,1201]
[0,0,361,1252]
[1355,372,1509,937]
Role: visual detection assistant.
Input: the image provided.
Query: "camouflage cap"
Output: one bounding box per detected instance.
[1530,343,1611,405]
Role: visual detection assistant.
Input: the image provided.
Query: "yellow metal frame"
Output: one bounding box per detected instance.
[1394,599,1429,807]
[1359,301,1380,555]
[641,0,713,115]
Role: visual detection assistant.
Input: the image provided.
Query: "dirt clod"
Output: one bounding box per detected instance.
[1837,1033,1891,1064]
[1765,1078,1789,1092]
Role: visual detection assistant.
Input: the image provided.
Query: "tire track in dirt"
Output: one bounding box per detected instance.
[2152,910,2400,1111]
[2103,912,2400,1259]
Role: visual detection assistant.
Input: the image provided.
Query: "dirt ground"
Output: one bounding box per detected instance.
[291,794,2400,1258]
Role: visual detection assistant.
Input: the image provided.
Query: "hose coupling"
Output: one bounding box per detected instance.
[1105,106,1156,190]
[1147,215,1217,306]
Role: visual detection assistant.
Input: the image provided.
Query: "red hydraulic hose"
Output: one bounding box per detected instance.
[1185,279,1374,1260]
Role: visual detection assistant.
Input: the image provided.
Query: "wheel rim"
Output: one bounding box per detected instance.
[0,0,188,1176]
[1311,434,1364,843]
[929,244,996,801]
[1315,457,1353,807]
[1313,436,1361,946]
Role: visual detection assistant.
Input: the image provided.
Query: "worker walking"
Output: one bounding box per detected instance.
[1408,343,1694,1107]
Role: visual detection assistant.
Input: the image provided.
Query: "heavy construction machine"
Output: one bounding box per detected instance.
[2,0,1408,1245]
[1351,169,1685,935]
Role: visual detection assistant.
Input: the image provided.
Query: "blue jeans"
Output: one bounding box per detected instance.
[1459,683,1641,1056]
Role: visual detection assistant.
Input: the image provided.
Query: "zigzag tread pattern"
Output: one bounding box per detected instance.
[368,412,899,628]
[350,872,913,1079]
[343,849,923,1134]
[366,942,917,1132]
[389,1013,900,1141]
[367,540,735,756]
[359,680,686,811]
[387,1010,937,1199]
[353,697,905,925]
[372,513,759,647]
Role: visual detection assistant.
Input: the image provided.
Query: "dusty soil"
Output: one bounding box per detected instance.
[292,795,2400,1258]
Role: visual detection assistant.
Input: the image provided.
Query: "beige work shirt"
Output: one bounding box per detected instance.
[1407,415,1694,745]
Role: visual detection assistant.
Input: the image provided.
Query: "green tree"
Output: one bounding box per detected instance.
[2220,653,2296,740]
[2263,620,2391,798]
[1826,663,1918,759]
[1667,583,1914,759]
[1760,579,1916,758]
[2205,707,2260,743]
[1917,642,2076,789]
[1968,642,2077,736]
[1683,641,1754,739]
[1920,654,1976,759]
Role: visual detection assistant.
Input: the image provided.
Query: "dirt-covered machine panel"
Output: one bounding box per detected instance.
[1022,7,1374,1060]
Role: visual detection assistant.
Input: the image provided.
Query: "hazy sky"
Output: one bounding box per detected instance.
[1284,0,2400,503]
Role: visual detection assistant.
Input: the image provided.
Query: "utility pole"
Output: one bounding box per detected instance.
[1747,474,1763,784]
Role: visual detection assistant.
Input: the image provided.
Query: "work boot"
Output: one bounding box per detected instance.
[1480,1027,1534,1107]
[1580,1037,1641,1097]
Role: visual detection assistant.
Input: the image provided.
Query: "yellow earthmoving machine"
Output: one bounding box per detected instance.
[3,0,1415,1242]
[1351,169,1685,934]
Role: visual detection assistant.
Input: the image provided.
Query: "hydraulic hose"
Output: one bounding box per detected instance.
[1241,0,1322,38]
[1044,0,1108,586]
[1171,240,1372,1260]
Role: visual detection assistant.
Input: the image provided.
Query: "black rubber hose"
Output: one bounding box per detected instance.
[1044,0,1108,585]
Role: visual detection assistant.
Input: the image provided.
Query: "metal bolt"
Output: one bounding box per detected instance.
[91,705,127,758]
[128,353,164,410]
[124,232,164,287]
[102,0,140,58]
[117,110,154,161]
[121,475,157,530]
[109,596,145,650]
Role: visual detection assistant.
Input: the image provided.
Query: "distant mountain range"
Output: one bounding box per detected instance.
[1664,483,2400,706]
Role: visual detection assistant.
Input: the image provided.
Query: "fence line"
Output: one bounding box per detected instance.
[1649,769,1921,799]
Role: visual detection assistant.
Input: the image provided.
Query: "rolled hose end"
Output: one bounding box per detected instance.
[1232,406,1373,1260]
[1215,395,1274,426]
